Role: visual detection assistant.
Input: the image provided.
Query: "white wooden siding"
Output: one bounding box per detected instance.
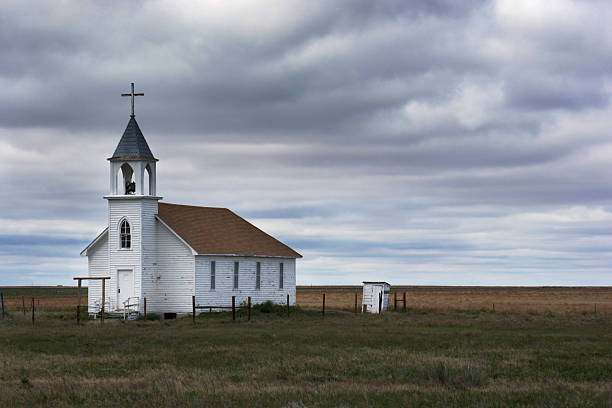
[108,199,142,311]
[87,233,109,313]
[146,219,195,314]
[362,283,390,313]
[195,256,296,311]
[140,199,158,312]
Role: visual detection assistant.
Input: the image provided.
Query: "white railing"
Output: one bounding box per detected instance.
[122,297,140,320]
[91,297,111,319]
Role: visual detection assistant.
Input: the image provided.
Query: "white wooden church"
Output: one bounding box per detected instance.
[81,84,301,316]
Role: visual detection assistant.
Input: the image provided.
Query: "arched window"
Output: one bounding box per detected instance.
[120,219,131,249]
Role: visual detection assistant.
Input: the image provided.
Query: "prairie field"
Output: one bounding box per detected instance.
[0,286,611,407]
[297,286,612,313]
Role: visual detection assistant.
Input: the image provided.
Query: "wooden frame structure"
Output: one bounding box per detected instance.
[73,276,110,324]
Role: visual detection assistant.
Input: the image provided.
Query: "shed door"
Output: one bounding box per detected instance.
[371,286,382,313]
[117,269,134,310]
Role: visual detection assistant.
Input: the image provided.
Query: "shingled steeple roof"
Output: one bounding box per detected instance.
[109,116,157,161]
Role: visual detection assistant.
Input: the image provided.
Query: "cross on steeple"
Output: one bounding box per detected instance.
[121,82,144,117]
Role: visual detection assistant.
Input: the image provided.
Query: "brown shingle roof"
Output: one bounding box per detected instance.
[157,202,302,258]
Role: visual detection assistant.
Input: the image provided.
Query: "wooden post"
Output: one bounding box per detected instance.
[286,294,290,317]
[363,304,367,313]
[394,292,397,311]
[0,292,4,319]
[232,296,236,321]
[403,292,406,312]
[144,297,147,321]
[322,293,326,317]
[354,292,358,314]
[31,297,35,325]
[595,303,597,314]
[101,279,105,324]
[22,296,26,316]
[247,296,251,322]
[378,292,382,314]
[76,278,82,325]
[192,295,196,323]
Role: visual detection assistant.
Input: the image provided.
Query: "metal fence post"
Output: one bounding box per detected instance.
[1,292,4,319]
[192,295,196,323]
[247,296,251,322]
[232,296,236,321]
[322,293,326,317]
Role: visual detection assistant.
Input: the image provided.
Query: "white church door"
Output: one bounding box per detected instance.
[117,269,135,310]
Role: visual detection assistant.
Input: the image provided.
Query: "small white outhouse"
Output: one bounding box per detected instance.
[362,281,390,313]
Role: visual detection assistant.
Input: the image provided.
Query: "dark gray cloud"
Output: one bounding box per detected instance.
[1,0,612,286]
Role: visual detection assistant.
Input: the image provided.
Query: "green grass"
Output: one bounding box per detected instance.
[0,303,610,407]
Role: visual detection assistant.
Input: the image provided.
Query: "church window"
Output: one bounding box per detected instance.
[256,262,261,289]
[279,263,284,289]
[210,261,216,290]
[120,219,131,249]
[233,262,239,289]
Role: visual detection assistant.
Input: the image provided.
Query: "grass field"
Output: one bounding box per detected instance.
[297,286,612,313]
[0,287,611,407]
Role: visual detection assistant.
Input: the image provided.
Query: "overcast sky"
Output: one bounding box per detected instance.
[1,0,612,286]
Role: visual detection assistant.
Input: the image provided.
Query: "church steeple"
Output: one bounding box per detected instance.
[107,83,158,197]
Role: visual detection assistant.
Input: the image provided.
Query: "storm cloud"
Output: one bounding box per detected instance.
[1,0,612,285]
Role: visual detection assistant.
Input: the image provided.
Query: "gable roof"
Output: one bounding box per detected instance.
[80,227,108,256]
[109,116,157,161]
[157,202,302,258]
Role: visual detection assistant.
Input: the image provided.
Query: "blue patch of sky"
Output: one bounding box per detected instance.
[0,235,88,258]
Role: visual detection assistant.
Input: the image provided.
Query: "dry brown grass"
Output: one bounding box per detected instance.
[2,286,611,314]
[296,286,612,313]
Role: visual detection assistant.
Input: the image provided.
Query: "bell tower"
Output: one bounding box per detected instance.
[104,82,160,312]
[108,83,157,196]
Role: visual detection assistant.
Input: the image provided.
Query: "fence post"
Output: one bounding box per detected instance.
[286,294,290,317]
[1,292,4,319]
[378,292,382,314]
[101,279,105,324]
[232,296,236,321]
[76,278,81,325]
[595,303,597,314]
[322,293,326,317]
[31,297,35,325]
[22,296,26,316]
[144,297,147,321]
[247,296,251,322]
[403,292,406,312]
[493,303,495,312]
[394,292,397,311]
[354,292,358,314]
[192,295,196,324]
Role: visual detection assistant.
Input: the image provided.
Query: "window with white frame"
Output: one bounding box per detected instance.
[233,261,239,289]
[120,219,131,249]
[279,262,284,289]
[256,262,261,289]
[210,261,216,290]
